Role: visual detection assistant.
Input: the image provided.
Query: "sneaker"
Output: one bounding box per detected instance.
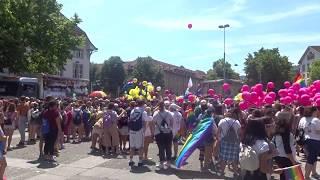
[138,162,144,167]
[17,142,24,147]
[156,163,164,169]
[312,173,320,179]
[129,161,135,167]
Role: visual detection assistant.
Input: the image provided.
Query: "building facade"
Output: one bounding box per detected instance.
[298,46,320,81]
[123,59,206,95]
[42,26,97,97]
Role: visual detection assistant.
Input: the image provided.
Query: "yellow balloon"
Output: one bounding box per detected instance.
[142,81,147,87]
[147,85,154,92]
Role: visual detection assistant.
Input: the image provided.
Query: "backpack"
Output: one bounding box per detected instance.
[103,112,113,128]
[73,109,82,125]
[128,109,143,131]
[41,117,50,135]
[239,144,259,171]
[4,112,13,125]
[31,109,40,123]
[82,110,90,124]
[295,128,306,146]
[158,112,171,134]
[222,119,239,143]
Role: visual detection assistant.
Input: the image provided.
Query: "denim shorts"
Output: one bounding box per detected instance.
[305,139,320,164]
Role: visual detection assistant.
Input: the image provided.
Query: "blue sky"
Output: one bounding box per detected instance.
[58,0,320,75]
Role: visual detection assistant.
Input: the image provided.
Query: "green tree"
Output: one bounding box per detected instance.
[205,69,217,80]
[0,0,83,74]
[212,59,240,79]
[131,56,164,87]
[90,63,101,91]
[244,48,292,88]
[100,56,126,96]
[310,60,320,82]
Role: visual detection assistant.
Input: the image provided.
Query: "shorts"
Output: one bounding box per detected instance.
[129,129,144,149]
[92,128,103,137]
[4,124,15,130]
[305,139,320,164]
[119,126,129,136]
[219,140,240,161]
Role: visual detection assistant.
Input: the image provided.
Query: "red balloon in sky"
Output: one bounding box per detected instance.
[187,23,192,29]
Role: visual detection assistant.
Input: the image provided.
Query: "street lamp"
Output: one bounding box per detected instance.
[218,24,230,82]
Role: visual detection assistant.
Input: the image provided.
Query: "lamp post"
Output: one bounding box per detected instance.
[218,24,230,82]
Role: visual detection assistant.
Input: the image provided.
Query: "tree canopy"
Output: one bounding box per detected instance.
[244,48,292,88]
[209,58,239,80]
[100,56,125,96]
[0,0,83,74]
[310,60,320,82]
[131,56,164,87]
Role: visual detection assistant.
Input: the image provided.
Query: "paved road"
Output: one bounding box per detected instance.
[4,132,310,180]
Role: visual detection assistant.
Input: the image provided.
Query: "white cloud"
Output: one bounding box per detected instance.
[249,4,320,23]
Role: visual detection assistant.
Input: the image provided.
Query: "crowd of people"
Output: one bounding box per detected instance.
[0,92,320,180]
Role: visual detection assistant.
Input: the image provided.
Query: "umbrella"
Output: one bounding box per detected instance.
[89,91,107,98]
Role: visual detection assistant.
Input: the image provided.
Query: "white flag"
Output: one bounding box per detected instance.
[187,77,193,88]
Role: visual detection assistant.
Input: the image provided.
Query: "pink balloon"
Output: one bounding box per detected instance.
[188,95,195,102]
[177,97,184,104]
[242,92,251,102]
[255,84,263,92]
[213,94,219,99]
[315,98,320,107]
[239,101,248,110]
[284,81,291,88]
[267,82,275,90]
[287,89,294,95]
[299,88,308,95]
[284,96,293,105]
[224,98,233,106]
[264,95,274,105]
[268,92,276,99]
[251,92,258,102]
[278,89,288,97]
[208,89,215,95]
[300,94,311,106]
[241,85,250,92]
[292,83,301,91]
[223,83,230,91]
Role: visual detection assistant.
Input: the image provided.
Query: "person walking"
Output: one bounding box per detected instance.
[153,101,174,169]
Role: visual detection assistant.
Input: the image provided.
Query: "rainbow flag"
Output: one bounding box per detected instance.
[294,72,306,87]
[282,165,304,180]
[175,117,213,168]
[185,109,197,132]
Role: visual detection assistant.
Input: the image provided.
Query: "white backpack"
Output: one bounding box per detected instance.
[239,144,259,171]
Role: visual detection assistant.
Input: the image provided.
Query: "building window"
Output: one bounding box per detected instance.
[73,49,84,59]
[73,62,83,78]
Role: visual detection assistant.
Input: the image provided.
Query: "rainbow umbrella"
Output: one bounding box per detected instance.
[89,91,107,98]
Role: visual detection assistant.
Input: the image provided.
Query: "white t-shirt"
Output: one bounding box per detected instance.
[171,111,183,136]
[218,117,241,139]
[298,117,320,141]
[144,115,153,137]
[274,133,296,160]
[252,140,269,155]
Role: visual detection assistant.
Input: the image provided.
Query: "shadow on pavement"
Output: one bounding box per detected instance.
[130,166,152,174]
[155,168,234,179]
[27,159,59,169]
